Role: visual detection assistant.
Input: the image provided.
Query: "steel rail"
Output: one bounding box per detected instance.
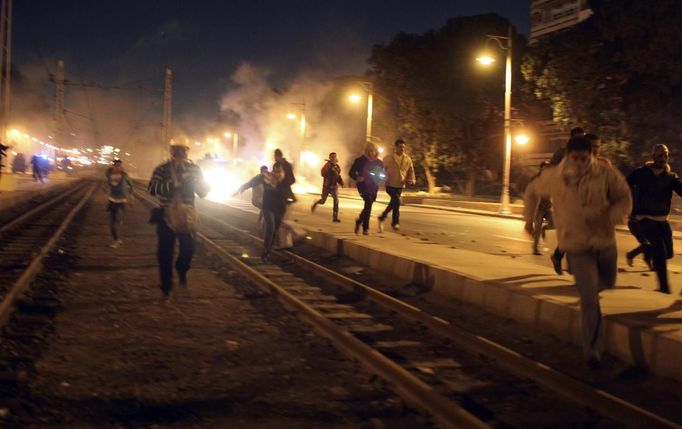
[133,191,490,429]
[200,207,681,429]
[0,184,96,328]
[0,180,87,235]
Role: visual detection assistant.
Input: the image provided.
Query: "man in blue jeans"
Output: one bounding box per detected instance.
[378,139,415,232]
[524,136,631,368]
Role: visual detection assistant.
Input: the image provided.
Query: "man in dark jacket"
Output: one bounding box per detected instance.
[626,144,682,294]
[312,152,344,222]
[273,148,296,203]
[349,142,384,235]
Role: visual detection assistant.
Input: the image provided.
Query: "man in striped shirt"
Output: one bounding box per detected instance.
[148,144,209,298]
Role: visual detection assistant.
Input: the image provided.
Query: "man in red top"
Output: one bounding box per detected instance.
[312,152,344,222]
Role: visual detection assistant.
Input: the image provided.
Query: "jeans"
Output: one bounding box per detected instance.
[566,245,617,359]
[357,191,377,231]
[156,220,195,294]
[380,186,403,226]
[262,209,284,255]
[639,219,673,293]
[317,188,339,219]
[107,202,125,241]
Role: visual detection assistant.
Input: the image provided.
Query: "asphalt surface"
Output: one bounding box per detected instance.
[222,191,682,296]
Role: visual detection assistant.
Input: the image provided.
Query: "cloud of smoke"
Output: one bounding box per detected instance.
[219,61,368,191]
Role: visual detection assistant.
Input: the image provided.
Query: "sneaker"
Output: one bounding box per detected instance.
[333,218,341,223]
[354,220,361,235]
[377,216,385,232]
[311,202,318,213]
[362,229,369,236]
[550,253,563,275]
[109,240,122,249]
[391,224,400,231]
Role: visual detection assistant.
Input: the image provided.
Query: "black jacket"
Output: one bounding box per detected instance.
[627,164,682,217]
[349,155,384,195]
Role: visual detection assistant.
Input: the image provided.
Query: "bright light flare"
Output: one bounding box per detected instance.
[300,151,321,168]
[514,134,530,145]
[286,113,297,120]
[378,147,385,154]
[476,56,496,66]
[348,94,362,103]
[204,168,239,202]
[224,132,232,138]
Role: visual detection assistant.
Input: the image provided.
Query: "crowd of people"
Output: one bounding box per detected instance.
[96,134,680,369]
[524,128,682,367]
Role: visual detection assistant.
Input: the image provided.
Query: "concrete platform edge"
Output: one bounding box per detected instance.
[300,225,682,382]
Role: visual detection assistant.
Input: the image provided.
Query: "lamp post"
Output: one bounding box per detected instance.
[286,102,306,165]
[348,82,373,143]
[224,131,239,165]
[476,26,513,214]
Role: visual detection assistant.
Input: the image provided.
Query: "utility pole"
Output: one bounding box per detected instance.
[55,60,65,148]
[162,68,172,146]
[0,0,12,144]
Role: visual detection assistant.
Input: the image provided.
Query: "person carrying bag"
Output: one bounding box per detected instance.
[148,143,209,298]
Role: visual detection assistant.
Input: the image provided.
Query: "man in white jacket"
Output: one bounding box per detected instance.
[378,139,415,232]
[524,136,631,368]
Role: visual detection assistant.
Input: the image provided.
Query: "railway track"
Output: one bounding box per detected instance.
[0,181,95,328]
[134,188,680,429]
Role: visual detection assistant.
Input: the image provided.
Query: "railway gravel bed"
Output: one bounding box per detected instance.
[0,191,429,428]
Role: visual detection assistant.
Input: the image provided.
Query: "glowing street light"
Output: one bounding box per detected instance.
[348,94,362,104]
[476,26,514,214]
[476,55,496,65]
[514,134,530,145]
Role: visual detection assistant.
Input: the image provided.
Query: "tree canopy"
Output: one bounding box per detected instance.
[367,13,530,193]
[522,0,682,162]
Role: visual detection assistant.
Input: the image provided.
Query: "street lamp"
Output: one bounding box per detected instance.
[477,26,513,214]
[286,103,306,165]
[223,131,239,165]
[347,83,374,143]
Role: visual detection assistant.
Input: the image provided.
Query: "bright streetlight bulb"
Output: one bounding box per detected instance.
[476,56,496,66]
[348,94,362,103]
[286,113,297,120]
[514,134,529,145]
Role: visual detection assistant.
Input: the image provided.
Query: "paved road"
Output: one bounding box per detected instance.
[220,192,682,296]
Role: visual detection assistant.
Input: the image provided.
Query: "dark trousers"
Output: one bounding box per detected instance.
[317,188,339,219]
[156,221,195,294]
[380,186,403,226]
[532,208,554,252]
[626,218,652,261]
[107,202,125,241]
[262,209,284,255]
[357,191,377,231]
[639,219,673,293]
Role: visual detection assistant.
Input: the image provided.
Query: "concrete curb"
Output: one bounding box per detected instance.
[299,225,682,382]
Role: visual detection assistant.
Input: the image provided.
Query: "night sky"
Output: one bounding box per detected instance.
[14,0,531,128]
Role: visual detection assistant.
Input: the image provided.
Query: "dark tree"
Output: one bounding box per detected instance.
[368,14,531,194]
